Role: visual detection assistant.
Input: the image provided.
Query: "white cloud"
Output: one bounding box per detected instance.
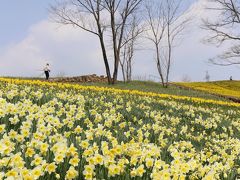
[0,20,105,77]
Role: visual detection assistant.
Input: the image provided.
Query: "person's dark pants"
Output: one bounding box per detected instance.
[45,71,49,80]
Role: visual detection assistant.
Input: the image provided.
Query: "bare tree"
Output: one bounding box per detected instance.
[50,0,143,84]
[120,16,143,82]
[203,0,240,66]
[145,1,166,85]
[50,0,112,83]
[103,0,143,84]
[145,0,190,87]
[181,74,191,82]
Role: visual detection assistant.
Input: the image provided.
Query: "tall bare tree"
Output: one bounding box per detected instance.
[203,0,240,66]
[103,0,143,84]
[120,16,143,82]
[50,0,112,83]
[50,0,143,84]
[145,0,190,87]
[145,1,166,85]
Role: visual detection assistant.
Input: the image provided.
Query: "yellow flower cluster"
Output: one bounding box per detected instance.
[176,81,240,99]
[0,78,239,179]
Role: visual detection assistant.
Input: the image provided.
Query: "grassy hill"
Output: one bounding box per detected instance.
[0,77,235,104]
[83,80,230,101]
[2,77,239,102]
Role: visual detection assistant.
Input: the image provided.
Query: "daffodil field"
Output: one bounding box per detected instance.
[0,78,240,180]
[175,81,240,99]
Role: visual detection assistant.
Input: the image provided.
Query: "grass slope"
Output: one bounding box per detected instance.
[83,80,229,101]
[175,81,240,101]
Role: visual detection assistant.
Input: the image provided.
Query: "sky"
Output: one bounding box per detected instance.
[0,0,239,82]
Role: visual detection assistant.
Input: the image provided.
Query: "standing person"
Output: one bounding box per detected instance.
[44,63,50,80]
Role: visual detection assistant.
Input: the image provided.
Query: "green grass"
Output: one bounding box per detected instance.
[82,80,230,101]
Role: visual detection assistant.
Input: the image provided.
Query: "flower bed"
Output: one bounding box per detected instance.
[0,78,240,179]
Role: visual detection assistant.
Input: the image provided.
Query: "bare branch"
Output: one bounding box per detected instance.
[203,0,240,66]
[145,0,190,87]
[50,0,112,83]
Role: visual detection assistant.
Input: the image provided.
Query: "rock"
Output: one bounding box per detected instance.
[50,75,108,83]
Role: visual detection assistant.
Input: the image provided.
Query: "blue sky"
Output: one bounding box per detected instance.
[0,1,52,47]
[0,0,239,81]
[0,0,194,47]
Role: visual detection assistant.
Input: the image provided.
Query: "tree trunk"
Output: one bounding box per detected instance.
[112,54,120,84]
[121,63,126,82]
[110,12,120,84]
[155,43,165,86]
[127,60,130,82]
[98,35,112,84]
[165,24,171,88]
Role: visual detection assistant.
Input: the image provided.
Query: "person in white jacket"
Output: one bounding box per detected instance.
[43,63,50,80]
